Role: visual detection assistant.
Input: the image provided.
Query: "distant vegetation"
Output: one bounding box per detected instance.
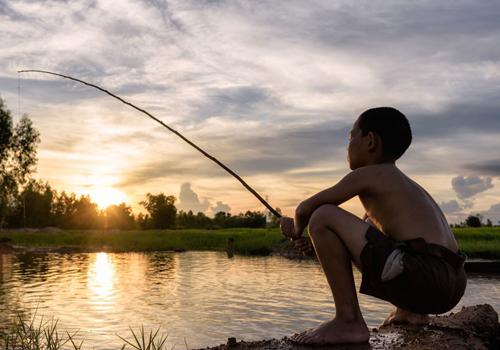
[0,98,269,230]
[1,228,283,255]
[452,227,500,259]
[0,227,499,259]
[458,214,496,228]
[0,178,269,230]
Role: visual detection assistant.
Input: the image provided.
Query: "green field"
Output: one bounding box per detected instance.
[451,227,500,259]
[0,228,285,256]
[1,227,500,259]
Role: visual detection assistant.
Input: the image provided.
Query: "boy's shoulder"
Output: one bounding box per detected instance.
[347,163,411,195]
[350,163,400,179]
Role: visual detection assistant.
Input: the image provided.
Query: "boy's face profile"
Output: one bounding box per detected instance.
[347,118,365,170]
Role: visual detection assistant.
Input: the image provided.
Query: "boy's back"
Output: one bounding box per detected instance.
[358,163,459,253]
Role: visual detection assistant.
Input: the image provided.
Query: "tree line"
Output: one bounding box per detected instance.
[0,98,267,230]
[451,214,497,228]
[3,179,267,229]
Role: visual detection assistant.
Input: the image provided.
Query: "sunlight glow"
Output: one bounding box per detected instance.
[87,187,128,209]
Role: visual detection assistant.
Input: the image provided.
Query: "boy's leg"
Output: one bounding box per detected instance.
[290,204,370,345]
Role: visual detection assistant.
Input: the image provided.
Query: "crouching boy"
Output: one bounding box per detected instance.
[279,107,466,346]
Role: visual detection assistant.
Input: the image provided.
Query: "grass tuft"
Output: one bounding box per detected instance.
[1,311,171,350]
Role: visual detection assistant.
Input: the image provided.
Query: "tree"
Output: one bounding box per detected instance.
[136,212,151,229]
[0,99,16,227]
[8,180,54,228]
[465,215,482,228]
[0,98,40,227]
[105,203,136,230]
[267,207,282,227]
[51,191,77,229]
[177,210,196,228]
[72,195,102,229]
[209,210,266,228]
[242,210,267,228]
[140,193,177,229]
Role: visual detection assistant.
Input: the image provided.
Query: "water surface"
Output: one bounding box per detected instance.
[0,251,498,349]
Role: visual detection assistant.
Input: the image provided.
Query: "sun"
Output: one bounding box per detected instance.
[87,187,128,209]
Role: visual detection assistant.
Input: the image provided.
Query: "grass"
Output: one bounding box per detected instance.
[1,227,500,259]
[0,310,172,350]
[0,228,285,256]
[451,227,500,259]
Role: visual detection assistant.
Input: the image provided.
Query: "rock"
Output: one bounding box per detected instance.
[271,240,316,261]
[0,239,14,254]
[40,227,63,233]
[194,305,500,350]
[53,246,82,254]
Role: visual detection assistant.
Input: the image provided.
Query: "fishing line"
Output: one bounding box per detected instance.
[17,71,21,118]
[18,69,282,219]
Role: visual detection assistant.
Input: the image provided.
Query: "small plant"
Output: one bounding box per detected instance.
[0,311,173,350]
[0,310,81,350]
[116,325,170,350]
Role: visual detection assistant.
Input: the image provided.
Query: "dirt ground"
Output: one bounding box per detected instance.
[195,305,500,350]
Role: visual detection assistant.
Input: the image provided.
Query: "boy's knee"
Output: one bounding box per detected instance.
[308,204,338,234]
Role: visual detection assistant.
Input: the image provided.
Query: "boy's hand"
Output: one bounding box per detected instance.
[294,236,315,257]
[294,200,314,238]
[278,217,301,240]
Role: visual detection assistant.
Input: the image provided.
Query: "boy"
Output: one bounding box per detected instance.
[278,107,466,346]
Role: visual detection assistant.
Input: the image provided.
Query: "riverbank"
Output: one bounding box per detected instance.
[1,227,499,259]
[195,304,500,350]
[3,304,498,349]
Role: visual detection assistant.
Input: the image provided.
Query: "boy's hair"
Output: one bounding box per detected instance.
[358,107,412,160]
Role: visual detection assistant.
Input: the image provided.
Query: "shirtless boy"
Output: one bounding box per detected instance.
[278,107,467,346]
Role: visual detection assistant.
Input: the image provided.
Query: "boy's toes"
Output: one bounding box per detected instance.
[290,331,307,343]
[300,333,317,344]
[291,331,314,344]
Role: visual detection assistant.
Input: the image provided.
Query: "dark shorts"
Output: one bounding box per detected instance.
[359,226,467,314]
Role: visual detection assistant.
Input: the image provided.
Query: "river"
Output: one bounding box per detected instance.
[0,251,498,349]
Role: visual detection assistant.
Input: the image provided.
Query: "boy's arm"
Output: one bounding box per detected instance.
[294,167,371,236]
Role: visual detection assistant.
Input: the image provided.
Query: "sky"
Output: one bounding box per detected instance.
[1,0,500,224]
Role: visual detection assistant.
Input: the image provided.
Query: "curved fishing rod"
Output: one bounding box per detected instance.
[18,69,282,219]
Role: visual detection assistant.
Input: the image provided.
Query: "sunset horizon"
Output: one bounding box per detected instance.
[2,1,500,224]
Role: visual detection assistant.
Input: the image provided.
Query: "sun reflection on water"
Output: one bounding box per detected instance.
[88,253,115,305]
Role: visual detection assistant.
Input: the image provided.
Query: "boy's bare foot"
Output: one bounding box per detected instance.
[290,317,370,345]
[381,308,430,327]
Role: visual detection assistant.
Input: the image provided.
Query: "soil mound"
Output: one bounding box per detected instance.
[196,304,499,350]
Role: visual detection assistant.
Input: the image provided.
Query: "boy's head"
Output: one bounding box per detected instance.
[347,107,412,169]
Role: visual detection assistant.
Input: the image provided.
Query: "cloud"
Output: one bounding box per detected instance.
[464,159,500,177]
[211,201,231,215]
[2,0,500,216]
[440,199,462,214]
[118,159,224,188]
[177,182,209,213]
[480,203,500,225]
[451,176,494,200]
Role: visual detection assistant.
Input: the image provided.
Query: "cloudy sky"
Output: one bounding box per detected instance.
[1,0,499,223]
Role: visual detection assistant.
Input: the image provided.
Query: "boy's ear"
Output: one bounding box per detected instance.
[367,131,378,151]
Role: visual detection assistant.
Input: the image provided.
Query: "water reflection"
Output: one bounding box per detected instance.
[0,251,498,349]
[88,253,115,304]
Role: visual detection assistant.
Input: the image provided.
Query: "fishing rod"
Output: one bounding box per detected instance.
[18,69,282,219]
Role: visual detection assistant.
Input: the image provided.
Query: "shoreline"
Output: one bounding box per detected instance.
[1,226,500,265]
[2,241,500,273]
